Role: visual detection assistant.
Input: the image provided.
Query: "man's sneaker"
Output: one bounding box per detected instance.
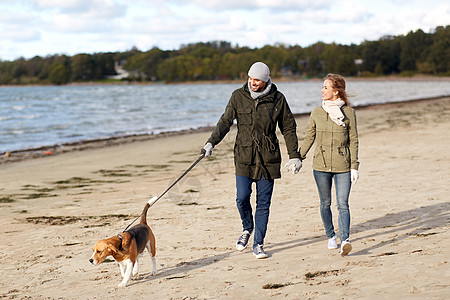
[253,244,268,259]
[236,230,251,251]
[340,239,352,256]
[328,236,338,249]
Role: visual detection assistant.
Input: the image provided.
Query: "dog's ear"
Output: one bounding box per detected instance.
[107,244,119,254]
[119,233,132,251]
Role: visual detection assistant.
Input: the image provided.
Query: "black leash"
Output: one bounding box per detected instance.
[122,152,205,232]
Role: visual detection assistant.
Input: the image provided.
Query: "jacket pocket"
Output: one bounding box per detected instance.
[341,145,350,163]
[237,109,252,125]
[235,138,253,165]
[335,145,351,169]
[313,145,327,168]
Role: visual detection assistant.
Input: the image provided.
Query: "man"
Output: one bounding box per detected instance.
[201,62,302,259]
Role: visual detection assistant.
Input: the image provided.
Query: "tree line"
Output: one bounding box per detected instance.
[0,25,448,85]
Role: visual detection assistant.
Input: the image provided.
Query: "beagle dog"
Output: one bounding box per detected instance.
[89,198,157,287]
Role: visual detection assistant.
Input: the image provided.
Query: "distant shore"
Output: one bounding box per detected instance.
[1,74,449,88]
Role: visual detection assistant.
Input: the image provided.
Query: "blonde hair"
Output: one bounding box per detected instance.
[325,73,350,106]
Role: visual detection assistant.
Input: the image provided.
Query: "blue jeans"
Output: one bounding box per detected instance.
[313,170,351,242]
[235,175,274,248]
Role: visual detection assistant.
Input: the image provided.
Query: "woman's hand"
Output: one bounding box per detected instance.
[351,169,359,184]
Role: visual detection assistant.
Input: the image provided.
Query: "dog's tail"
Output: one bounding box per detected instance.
[140,196,158,224]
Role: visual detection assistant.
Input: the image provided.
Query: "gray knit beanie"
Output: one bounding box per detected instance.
[248,62,270,82]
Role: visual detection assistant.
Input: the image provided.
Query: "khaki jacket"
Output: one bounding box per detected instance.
[300,105,359,172]
[207,83,300,180]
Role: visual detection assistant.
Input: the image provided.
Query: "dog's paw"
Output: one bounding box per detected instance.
[118,282,127,288]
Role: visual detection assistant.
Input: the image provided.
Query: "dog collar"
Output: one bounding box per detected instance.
[117,233,123,250]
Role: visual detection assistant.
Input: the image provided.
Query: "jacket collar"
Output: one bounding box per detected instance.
[242,82,277,101]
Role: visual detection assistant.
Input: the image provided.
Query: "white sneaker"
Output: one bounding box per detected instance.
[340,240,352,256]
[328,236,338,249]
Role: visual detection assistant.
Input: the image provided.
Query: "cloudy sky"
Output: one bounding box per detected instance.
[0,0,448,61]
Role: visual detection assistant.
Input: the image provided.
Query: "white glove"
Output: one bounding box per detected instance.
[284,158,302,174]
[202,142,213,157]
[351,169,359,184]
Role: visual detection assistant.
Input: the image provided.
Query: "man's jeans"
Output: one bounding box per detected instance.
[235,175,274,248]
[313,170,351,242]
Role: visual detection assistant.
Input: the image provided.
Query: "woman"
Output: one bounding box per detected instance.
[300,73,359,256]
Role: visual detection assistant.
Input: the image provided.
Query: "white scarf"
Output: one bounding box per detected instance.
[322,98,346,127]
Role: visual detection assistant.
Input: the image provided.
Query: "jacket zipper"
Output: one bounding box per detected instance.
[319,145,326,168]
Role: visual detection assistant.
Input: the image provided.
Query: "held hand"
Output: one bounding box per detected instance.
[201,142,213,157]
[284,158,302,174]
[351,169,359,184]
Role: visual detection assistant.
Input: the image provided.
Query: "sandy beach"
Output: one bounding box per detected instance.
[0,96,449,299]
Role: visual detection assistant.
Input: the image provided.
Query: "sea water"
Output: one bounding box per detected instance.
[1,80,449,153]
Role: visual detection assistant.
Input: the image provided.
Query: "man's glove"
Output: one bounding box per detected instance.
[284,158,302,174]
[201,142,213,157]
[351,169,359,184]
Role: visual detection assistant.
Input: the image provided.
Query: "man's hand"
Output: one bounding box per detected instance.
[201,142,213,157]
[284,158,302,174]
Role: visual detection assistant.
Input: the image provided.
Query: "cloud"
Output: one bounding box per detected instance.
[422,4,450,30]
[30,0,127,34]
[28,0,127,30]
[185,0,328,11]
[30,0,126,16]
[30,0,91,11]
[0,0,448,60]
[0,27,41,42]
[0,7,42,42]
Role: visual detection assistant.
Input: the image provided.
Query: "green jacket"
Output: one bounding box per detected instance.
[300,105,359,172]
[207,83,300,180]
